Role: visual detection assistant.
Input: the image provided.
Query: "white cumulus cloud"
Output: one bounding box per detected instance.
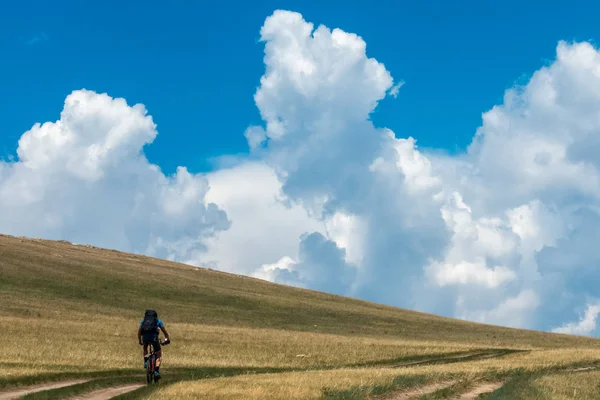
[553,303,600,336]
[0,90,230,261]
[223,11,600,332]
[8,10,600,334]
[253,231,357,296]
[199,162,324,275]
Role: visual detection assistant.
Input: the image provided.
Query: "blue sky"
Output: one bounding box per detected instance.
[6,1,600,333]
[3,0,598,173]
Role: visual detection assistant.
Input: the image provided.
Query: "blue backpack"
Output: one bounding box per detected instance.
[141,310,158,334]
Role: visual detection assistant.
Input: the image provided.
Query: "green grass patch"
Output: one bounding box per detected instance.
[321,375,432,399]
[483,370,547,400]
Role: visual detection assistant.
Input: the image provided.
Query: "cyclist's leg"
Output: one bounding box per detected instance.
[142,336,151,367]
[153,338,162,371]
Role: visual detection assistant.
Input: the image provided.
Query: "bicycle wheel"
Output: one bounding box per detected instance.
[151,354,156,383]
[146,357,152,383]
[146,344,154,384]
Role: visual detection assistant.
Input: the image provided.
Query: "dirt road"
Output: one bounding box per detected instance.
[68,384,144,399]
[0,379,89,400]
[452,381,505,399]
[384,381,456,399]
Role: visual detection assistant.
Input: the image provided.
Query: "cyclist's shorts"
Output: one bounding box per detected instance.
[142,334,161,352]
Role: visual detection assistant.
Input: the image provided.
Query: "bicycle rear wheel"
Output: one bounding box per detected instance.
[146,344,155,384]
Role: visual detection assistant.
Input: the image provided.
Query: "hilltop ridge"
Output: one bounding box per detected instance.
[1,233,596,348]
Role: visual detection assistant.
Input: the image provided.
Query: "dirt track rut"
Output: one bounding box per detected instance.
[0,379,89,400]
[451,381,505,399]
[68,384,144,400]
[383,381,456,399]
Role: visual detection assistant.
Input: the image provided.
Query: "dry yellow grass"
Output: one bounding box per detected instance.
[402,348,600,375]
[0,366,65,380]
[533,370,600,399]
[153,368,408,400]
[153,349,600,399]
[0,315,482,374]
[2,234,600,399]
[2,234,599,349]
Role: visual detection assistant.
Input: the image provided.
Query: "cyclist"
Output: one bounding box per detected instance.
[138,309,170,380]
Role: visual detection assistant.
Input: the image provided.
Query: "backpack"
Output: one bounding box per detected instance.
[141,310,158,334]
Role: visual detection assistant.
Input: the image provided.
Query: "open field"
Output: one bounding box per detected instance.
[2,233,600,399]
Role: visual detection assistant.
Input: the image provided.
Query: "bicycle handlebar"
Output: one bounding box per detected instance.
[139,338,171,346]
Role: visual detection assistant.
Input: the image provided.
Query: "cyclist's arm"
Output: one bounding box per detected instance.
[137,326,143,345]
[160,325,170,341]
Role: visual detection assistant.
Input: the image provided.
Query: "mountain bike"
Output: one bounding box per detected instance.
[144,339,169,384]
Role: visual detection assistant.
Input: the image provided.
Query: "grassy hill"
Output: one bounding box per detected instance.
[1,233,600,399]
